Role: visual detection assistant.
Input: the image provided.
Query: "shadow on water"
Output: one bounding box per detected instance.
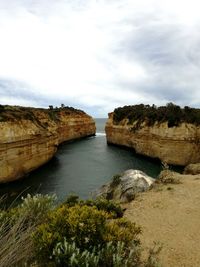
[0,157,61,205]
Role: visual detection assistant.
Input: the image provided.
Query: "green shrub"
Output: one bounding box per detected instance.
[53,239,99,267]
[0,105,5,113]
[32,204,141,266]
[0,194,56,237]
[113,103,200,127]
[53,240,142,267]
[63,194,79,207]
[0,194,160,267]
[14,194,56,226]
[32,205,108,264]
[0,104,86,123]
[84,198,123,218]
[105,218,141,245]
[110,174,121,188]
[63,194,123,218]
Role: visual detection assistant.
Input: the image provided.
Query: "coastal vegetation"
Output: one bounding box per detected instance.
[0,194,160,267]
[0,104,85,123]
[113,103,200,127]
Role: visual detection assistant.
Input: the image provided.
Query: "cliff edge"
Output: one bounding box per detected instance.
[0,105,96,183]
[105,104,200,166]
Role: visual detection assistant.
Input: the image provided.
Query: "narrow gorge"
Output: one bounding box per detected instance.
[0,105,96,183]
[105,104,200,166]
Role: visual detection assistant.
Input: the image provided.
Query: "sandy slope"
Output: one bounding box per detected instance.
[124,173,200,267]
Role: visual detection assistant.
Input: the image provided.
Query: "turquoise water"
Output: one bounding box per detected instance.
[0,119,163,202]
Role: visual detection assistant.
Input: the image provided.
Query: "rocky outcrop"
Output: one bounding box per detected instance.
[157,169,181,184]
[95,169,154,203]
[0,106,96,183]
[184,163,200,175]
[105,112,200,166]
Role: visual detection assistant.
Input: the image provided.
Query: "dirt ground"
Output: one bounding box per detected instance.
[124,173,200,267]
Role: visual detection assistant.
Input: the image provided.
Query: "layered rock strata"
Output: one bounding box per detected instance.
[105,112,200,166]
[0,106,96,183]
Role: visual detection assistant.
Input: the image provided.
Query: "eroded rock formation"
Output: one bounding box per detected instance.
[95,169,154,203]
[105,112,200,166]
[0,106,96,183]
[184,163,200,175]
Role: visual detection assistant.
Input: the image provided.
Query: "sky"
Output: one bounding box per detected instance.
[0,0,200,117]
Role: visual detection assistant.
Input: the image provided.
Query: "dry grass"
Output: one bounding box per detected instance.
[0,214,34,267]
[0,194,55,267]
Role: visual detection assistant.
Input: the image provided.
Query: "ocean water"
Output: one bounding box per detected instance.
[0,118,163,202]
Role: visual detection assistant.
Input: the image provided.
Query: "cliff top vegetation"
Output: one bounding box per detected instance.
[0,104,86,122]
[113,103,200,128]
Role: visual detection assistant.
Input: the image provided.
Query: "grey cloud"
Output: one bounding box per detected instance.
[0,79,102,116]
[0,79,47,105]
[0,0,199,117]
[108,14,200,108]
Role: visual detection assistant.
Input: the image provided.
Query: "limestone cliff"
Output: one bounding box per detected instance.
[0,105,96,183]
[105,112,200,166]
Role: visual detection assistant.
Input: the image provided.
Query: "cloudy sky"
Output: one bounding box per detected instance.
[0,0,200,117]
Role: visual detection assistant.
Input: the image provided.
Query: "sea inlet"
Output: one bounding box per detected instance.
[0,119,164,202]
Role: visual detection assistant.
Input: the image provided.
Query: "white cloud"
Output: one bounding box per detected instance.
[0,0,200,116]
[0,96,38,107]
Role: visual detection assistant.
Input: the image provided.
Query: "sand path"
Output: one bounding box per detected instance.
[124,174,200,267]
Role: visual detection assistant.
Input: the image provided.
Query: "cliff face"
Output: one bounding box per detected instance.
[0,106,95,183]
[105,112,200,166]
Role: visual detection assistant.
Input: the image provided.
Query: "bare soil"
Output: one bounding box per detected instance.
[124,173,200,267]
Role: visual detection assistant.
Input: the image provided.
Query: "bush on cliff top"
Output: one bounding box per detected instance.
[0,194,160,267]
[0,104,85,122]
[113,103,200,127]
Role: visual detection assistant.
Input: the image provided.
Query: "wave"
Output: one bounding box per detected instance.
[96,132,106,137]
